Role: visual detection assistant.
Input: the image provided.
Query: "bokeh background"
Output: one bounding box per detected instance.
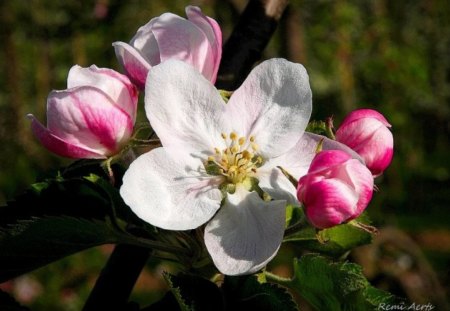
[0,0,449,310]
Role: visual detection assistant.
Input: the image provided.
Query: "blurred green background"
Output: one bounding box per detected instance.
[0,0,448,309]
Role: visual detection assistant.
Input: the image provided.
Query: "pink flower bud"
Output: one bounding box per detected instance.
[113,6,222,89]
[28,65,138,159]
[335,109,394,177]
[297,150,374,229]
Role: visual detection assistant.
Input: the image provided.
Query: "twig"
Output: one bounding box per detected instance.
[82,244,150,311]
[216,0,289,90]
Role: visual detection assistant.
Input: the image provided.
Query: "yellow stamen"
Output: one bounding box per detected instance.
[205,132,264,184]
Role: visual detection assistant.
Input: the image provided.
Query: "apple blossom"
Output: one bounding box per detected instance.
[113,6,222,90]
[335,109,394,177]
[28,65,138,159]
[120,58,357,275]
[297,150,374,229]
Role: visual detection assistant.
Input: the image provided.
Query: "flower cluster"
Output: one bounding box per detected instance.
[28,6,393,275]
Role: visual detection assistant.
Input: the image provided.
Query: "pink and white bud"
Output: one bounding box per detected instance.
[113,6,222,89]
[297,150,374,229]
[335,109,394,177]
[28,65,138,159]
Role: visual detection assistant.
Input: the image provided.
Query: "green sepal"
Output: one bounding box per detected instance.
[284,214,373,257]
[305,120,328,136]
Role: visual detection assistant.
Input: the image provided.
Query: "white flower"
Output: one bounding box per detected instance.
[120,58,353,275]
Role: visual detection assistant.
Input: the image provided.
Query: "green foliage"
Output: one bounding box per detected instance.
[0,171,157,283]
[267,254,400,311]
[147,273,298,311]
[162,273,224,311]
[223,275,298,311]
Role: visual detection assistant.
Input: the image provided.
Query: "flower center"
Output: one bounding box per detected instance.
[205,132,263,184]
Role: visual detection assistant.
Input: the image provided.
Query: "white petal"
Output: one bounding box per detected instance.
[120,148,223,230]
[130,18,161,66]
[144,60,227,161]
[224,58,312,159]
[257,132,363,204]
[204,186,286,275]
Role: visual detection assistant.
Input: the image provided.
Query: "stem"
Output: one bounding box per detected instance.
[284,219,307,237]
[82,244,150,311]
[264,270,292,286]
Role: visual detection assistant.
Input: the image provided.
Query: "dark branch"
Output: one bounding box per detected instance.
[82,244,150,311]
[216,0,289,90]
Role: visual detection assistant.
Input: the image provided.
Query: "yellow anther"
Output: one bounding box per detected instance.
[242,150,251,159]
[206,132,264,184]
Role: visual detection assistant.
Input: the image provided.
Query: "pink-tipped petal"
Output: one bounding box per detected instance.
[307,149,352,174]
[185,6,222,83]
[297,149,375,229]
[340,108,391,127]
[151,13,213,80]
[46,87,133,156]
[334,159,374,216]
[301,178,359,229]
[28,114,106,159]
[67,64,138,120]
[113,41,152,90]
[336,109,394,176]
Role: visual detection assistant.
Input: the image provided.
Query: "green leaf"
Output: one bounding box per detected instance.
[223,275,298,311]
[163,272,224,311]
[285,204,304,228]
[284,215,372,257]
[0,176,129,282]
[267,254,400,311]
